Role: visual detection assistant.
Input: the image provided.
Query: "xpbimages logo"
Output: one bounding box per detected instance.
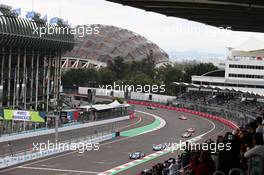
[165,140,231,154]
[31,140,100,153]
[33,25,100,37]
[99,82,166,94]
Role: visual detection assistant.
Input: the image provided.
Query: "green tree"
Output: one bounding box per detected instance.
[62,69,99,87]
[163,67,184,95]
[108,57,127,79]
[98,68,116,85]
[183,63,217,82]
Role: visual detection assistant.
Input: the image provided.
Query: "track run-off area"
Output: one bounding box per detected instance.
[0,103,234,175]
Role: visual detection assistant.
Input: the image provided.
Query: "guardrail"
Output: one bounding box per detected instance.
[0,116,129,143]
[0,132,116,169]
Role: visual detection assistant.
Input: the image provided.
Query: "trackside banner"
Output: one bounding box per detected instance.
[3,109,45,122]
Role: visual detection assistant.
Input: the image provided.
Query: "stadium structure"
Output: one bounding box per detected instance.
[0,4,74,112]
[62,24,171,70]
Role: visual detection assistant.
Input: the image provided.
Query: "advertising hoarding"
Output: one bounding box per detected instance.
[3,109,45,122]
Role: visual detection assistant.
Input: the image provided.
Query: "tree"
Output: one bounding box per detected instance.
[98,68,116,85]
[164,67,183,95]
[108,57,127,79]
[183,63,217,82]
[62,69,99,88]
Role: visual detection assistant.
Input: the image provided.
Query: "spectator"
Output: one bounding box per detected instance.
[195,151,215,175]
[218,132,240,174]
[168,158,178,175]
[256,116,263,135]
[244,133,264,175]
[189,151,200,175]
[179,142,191,169]
[256,117,264,140]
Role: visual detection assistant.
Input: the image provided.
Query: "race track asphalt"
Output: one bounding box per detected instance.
[0,104,231,175]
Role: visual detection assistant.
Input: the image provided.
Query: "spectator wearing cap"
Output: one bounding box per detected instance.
[244,133,264,175]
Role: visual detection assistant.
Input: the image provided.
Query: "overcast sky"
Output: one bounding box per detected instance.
[3,0,264,55]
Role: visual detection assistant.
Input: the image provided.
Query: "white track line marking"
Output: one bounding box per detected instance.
[116,116,142,130]
[18,166,99,174]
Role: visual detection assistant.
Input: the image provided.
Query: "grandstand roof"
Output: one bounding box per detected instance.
[172,82,264,96]
[232,37,264,52]
[0,7,74,50]
[107,0,264,33]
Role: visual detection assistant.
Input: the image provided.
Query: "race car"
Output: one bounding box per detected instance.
[181,132,192,138]
[179,115,187,120]
[147,106,157,110]
[152,144,166,151]
[187,128,195,133]
[129,151,145,159]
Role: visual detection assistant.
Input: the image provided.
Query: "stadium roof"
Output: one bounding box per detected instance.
[107,0,264,33]
[0,4,74,50]
[64,24,170,64]
[232,37,264,51]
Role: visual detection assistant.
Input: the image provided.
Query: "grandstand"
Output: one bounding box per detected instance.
[0,4,74,111]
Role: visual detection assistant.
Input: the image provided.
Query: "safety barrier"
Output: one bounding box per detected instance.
[0,115,129,143]
[128,100,239,130]
[0,133,115,169]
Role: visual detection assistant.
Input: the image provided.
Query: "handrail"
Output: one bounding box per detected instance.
[213,170,225,175]
[177,164,190,173]
[229,168,245,175]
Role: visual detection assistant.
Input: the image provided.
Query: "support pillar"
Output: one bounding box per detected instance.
[46,54,51,112]
[16,49,20,107]
[23,49,27,110]
[0,47,4,108]
[30,51,34,104]
[7,49,11,107]
[35,51,39,110]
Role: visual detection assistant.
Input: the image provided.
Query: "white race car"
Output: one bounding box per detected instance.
[181,132,192,138]
[179,115,187,120]
[187,128,195,133]
[152,144,166,151]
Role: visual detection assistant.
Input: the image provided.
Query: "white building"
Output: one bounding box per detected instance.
[191,38,264,96]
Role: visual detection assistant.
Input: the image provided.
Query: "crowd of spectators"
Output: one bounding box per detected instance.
[139,115,264,175]
[176,92,264,118]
